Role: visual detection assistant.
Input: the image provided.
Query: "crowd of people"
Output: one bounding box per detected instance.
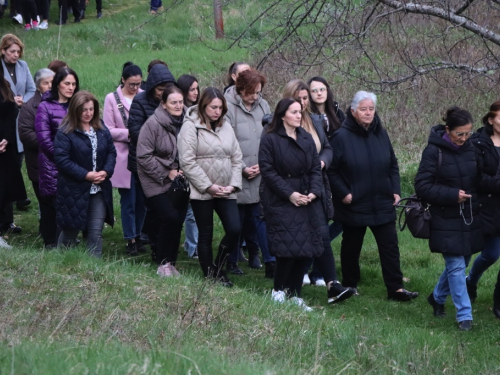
[1,32,500,330]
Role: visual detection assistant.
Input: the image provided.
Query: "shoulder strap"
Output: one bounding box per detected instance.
[113,92,128,128]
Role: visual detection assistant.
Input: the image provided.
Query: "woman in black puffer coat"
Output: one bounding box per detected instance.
[465,101,500,318]
[259,98,324,311]
[329,91,418,302]
[415,107,483,331]
[54,91,116,258]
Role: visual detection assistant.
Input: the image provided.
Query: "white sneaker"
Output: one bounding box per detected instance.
[0,237,12,249]
[303,274,311,285]
[157,263,180,277]
[314,278,327,287]
[38,21,48,29]
[290,297,313,312]
[271,289,286,303]
[12,14,23,24]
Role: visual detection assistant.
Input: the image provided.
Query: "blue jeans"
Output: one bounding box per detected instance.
[58,192,107,258]
[228,203,275,264]
[184,203,198,257]
[118,174,147,240]
[467,235,500,285]
[434,254,472,322]
[150,0,161,11]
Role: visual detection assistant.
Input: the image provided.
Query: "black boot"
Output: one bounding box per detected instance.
[427,292,446,317]
[248,249,262,269]
[207,265,233,288]
[466,277,477,303]
[214,243,230,270]
[493,285,500,319]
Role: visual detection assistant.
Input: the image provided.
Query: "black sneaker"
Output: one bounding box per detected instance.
[466,278,477,303]
[227,262,244,275]
[427,293,446,317]
[248,252,262,269]
[191,250,199,259]
[388,289,419,301]
[135,237,148,253]
[126,241,139,256]
[97,11,102,18]
[16,198,31,210]
[328,281,355,304]
[208,267,233,288]
[7,223,22,234]
[458,320,472,331]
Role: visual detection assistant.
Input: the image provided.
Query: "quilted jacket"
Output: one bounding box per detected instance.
[328,110,400,227]
[19,91,42,182]
[35,95,69,197]
[137,106,181,198]
[415,125,484,256]
[178,106,243,200]
[471,127,500,236]
[259,125,323,258]
[225,86,270,204]
[54,125,116,230]
[128,64,176,173]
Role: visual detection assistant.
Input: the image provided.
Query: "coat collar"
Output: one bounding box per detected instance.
[342,108,382,137]
[116,85,143,112]
[2,59,23,95]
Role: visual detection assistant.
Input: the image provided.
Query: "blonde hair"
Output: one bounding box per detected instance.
[282,79,314,133]
[0,34,24,58]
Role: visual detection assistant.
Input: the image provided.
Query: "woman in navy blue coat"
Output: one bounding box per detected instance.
[54,91,116,257]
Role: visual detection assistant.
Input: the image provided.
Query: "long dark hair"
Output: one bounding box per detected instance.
[197,87,227,128]
[177,74,199,104]
[225,61,249,87]
[443,106,473,131]
[0,68,14,102]
[47,67,79,102]
[308,76,341,133]
[267,98,301,133]
[482,100,500,136]
[120,61,142,86]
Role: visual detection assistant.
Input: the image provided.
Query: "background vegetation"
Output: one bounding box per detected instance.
[1,0,500,374]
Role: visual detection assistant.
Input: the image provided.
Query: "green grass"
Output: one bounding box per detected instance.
[2,1,500,374]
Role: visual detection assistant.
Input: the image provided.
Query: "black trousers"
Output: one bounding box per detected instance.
[274,257,308,297]
[35,0,49,19]
[0,152,24,232]
[191,199,240,277]
[79,0,101,13]
[20,0,37,23]
[146,192,187,266]
[38,193,58,247]
[340,221,404,293]
[57,0,80,22]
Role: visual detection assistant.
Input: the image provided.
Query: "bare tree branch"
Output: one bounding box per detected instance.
[455,0,475,15]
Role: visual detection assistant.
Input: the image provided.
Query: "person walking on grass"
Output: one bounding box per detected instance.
[103,62,146,256]
[415,107,483,331]
[178,87,243,287]
[464,101,500,317]
[259,98,324,312]
[18,68,55,247]
[0,67,26,249]
[55,91,116,258]
[329,91,418,302]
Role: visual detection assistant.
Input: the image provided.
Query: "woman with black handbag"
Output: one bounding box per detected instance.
[137,85,188,277]
[415,107,483,331]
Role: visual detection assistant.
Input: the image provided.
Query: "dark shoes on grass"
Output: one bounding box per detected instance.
[388,289,419,302]
[328,281,355,304]
[227,262,244,275]
[466,277,477,303]
[458,320,472,331]
[427,293,446,317]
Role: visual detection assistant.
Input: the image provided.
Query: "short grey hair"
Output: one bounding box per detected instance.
[34,68,55,90]
[351,91,377,111]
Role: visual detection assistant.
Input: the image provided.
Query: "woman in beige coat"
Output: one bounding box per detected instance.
[178,87,243,287]
[137,85,188,277]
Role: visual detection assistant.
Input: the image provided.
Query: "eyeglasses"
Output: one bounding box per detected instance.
[311,87,327,94]
[452,131,474,138]
[127,83,141,88]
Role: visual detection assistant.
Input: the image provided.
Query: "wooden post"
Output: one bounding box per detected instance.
[213,0,224,39]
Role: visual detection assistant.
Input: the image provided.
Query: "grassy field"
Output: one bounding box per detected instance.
[1,1,500,374]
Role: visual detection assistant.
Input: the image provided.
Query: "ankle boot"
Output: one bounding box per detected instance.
[214,243,230,270]
[248,249,262,269]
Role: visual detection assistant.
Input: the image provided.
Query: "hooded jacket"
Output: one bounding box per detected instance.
[328,109,400,227]
[415,125,484,256]
[35,94,70,197]
[178,106,242,200]
[224,85,270,204]
[127,64,176,173]
[136,106,182,198]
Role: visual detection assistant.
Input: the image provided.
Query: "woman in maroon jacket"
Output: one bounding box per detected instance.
[35,67,79,249]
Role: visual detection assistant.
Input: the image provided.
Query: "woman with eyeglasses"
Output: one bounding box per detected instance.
[103,62,146,256]
[330,91,418,302]
[415,106,483,331]
[465,100,500,317]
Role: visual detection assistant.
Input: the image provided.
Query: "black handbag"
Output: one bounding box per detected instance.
[167,172,190,210]
[396,147,442,239]
[396,195,431,239]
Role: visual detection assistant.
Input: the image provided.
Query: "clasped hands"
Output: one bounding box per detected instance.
[342,193,401,205]
[207,184,235,198]
[0,139,7,153]
[85,171,108,184]
[289,192,316,207]
[243,164,260,180]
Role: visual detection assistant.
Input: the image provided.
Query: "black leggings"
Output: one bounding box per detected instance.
[146,192,187,266]
[20,0,37,23]
[35,0,49,19]
[191,199,240,277]
[274,257,308,297]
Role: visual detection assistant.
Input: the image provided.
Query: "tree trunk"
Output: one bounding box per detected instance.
[213,0,224,39]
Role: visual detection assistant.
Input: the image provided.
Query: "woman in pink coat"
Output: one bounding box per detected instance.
[103,62,146,256]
